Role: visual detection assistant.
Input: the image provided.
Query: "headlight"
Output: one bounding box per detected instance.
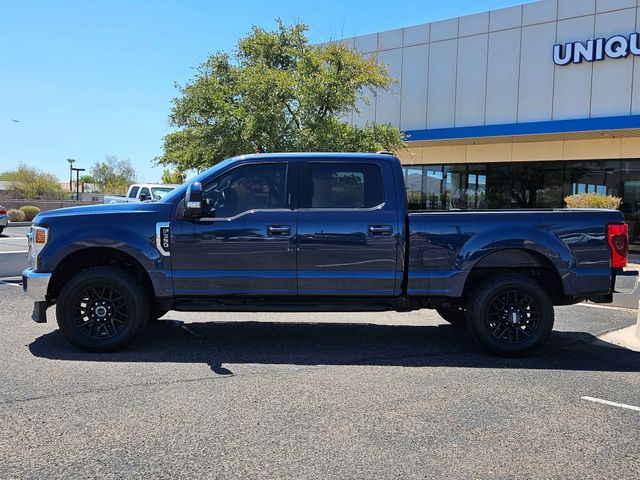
[27,226,48,270]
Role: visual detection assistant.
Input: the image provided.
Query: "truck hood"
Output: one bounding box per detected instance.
[33,202,172,224]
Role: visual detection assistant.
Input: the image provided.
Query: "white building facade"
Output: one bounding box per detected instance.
[337,0,640,247]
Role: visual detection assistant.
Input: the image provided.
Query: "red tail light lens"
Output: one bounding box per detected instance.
[608,223,628,268]
[0,208,6,215]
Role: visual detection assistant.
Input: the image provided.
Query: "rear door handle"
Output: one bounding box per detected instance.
[267,225,291,236]
[368,225,393,236]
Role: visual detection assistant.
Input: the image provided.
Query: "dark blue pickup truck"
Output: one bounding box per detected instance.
[23,153,638,356]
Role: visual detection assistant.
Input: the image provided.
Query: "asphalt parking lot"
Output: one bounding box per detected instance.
[0,281,638,479]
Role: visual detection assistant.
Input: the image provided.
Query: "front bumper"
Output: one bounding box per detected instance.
[614,270,638,294]
[22,268,51,302]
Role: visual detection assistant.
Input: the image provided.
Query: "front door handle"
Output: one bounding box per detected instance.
[267,225,291,236]
[368,225,393,236]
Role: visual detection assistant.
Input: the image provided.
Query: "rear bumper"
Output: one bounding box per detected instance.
[22,268,51,302]
[614,270,638,294]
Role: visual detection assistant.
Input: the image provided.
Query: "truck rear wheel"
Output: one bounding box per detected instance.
[466,274,554,357]
[56,266,149,352]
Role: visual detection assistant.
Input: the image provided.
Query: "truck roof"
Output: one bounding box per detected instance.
[230,152,401,163]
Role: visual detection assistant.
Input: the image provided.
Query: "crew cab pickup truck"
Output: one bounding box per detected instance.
[103,183,177,204]
[23,153,638,356]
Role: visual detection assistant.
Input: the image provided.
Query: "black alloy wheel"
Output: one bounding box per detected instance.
[56,266,149,352]
[73,284,130,338]
[466,274,554,357]
[485,289,539,344]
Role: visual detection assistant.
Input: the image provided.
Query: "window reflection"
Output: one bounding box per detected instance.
[401,159,640,249]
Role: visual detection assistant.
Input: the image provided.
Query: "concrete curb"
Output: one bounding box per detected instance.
[598,325,640,352]
[7,222,32,227]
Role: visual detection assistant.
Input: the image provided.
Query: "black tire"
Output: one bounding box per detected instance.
[436,305,467,327]
[0,226,4,236]
[466,274,554,357]
[56,266,149,352]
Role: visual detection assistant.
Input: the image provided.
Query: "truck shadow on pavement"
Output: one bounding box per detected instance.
[29,319,639,375]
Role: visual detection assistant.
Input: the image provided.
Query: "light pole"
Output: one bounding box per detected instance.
[66,158,75,194]
[71,167,85,201]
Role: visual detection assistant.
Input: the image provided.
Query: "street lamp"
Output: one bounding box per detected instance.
[71,167,85,201]
[66,158,75,194]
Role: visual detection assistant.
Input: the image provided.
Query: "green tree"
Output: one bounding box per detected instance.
[3,163,66,200]
[158,20,405,171]
[160,168,185,184]
[80,175,95,184]
[91,154,137,194]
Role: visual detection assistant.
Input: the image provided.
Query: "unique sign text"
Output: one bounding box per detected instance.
[554,33,640,65]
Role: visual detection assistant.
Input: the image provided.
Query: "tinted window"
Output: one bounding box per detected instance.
[139,187,150,198]
[308,163,384,209]
[128,186,139,198]
[204,163,287,217]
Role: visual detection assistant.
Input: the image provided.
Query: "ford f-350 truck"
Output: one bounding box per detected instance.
[23,153,638,356]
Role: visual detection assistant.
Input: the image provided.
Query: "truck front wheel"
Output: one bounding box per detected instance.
[466,274,554,357]
[56,266,149,352]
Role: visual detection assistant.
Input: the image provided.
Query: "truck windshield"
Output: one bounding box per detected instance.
[150,187,175,200]
[159,157,237,204]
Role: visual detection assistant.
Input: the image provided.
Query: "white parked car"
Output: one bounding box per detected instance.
[103,184,177,204]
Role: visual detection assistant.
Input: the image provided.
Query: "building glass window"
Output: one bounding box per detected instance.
[403,158,640,249]
[404,166,424,210]
[423,166,444,210]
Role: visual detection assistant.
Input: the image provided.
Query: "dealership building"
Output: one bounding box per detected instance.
[335,0,640,247]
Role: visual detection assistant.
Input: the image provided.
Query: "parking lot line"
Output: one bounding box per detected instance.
[581,396,640,412]
[0,281,22,287]
[0,250,28,254]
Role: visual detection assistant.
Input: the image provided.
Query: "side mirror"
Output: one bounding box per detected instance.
[184,182,203,218]
[139,193,149,202]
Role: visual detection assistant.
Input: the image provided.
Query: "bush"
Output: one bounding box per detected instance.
[7,209,25,222]
[2,164,66,200]
[564,193,622,209]
[19,206,40,221]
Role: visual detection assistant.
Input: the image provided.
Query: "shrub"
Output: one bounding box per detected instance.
[3,163,66,200]
[7,209,26,222]
[19,206,40,221]
[564,193,622,209]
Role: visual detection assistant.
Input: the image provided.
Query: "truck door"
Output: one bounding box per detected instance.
[296,160,402,296]
[170,161,298,296]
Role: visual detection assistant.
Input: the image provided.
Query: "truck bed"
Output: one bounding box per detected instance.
[406,208,623,298]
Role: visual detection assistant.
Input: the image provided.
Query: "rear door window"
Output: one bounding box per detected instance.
[128,186,139,198]
[306,163,384,209]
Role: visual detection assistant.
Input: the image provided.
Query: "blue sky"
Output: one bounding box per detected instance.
[0,0,533,182]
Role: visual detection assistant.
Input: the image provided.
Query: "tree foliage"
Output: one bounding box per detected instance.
[161,168,185,184]
[158,20,406,171]
[2,164,66,200]
[91,154,137,194]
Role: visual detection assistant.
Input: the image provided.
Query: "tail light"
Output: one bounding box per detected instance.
[0,208,6,215]
[608,223,628,268]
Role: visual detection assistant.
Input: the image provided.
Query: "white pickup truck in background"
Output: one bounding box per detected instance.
[103,184,178,204]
